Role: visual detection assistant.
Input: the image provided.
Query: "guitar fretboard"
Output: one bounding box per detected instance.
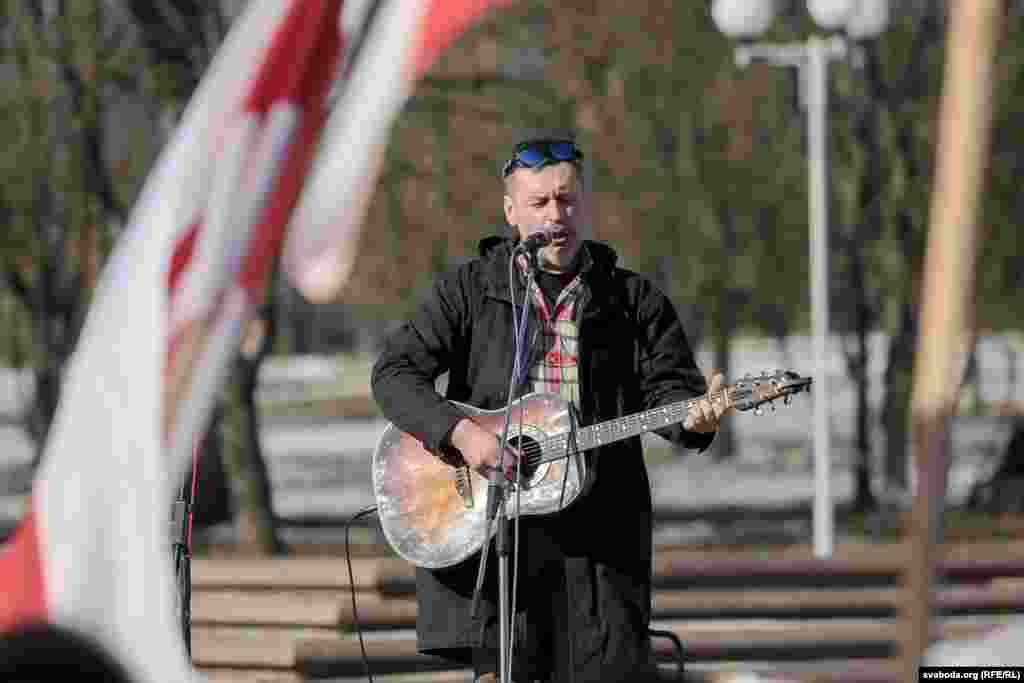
[535,389,731,465]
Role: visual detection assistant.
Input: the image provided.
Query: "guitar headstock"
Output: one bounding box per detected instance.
[730,370,812,415]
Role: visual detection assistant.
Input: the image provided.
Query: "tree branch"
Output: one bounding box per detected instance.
[45,5,127,224]
[4,270,36,314]
[888,0,944,109]
[119,0,202,95]
[58,60,127,222]
[24,1,44,30]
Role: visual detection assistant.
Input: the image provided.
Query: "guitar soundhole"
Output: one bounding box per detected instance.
[508,435,543,481]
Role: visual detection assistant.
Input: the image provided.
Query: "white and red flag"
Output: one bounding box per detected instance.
[284,0,513,302]
[0,0,508,680]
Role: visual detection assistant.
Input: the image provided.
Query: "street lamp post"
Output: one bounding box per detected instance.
[712,0,889,558]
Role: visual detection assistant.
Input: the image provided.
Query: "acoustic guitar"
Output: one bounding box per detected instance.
[372,370,812,569]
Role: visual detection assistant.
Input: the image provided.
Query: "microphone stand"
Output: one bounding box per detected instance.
[470,243,539,683]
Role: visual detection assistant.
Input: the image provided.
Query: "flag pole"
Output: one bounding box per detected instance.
[901,1,1003,678]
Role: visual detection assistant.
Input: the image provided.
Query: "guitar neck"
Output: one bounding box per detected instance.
[538,388,732,464]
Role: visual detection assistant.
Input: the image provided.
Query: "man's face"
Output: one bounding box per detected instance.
[503,162,587,273]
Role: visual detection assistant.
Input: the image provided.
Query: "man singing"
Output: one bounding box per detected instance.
[372,129,726,682]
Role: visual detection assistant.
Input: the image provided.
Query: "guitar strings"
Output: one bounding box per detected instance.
[509,388,733,466]
[504,376,806,469]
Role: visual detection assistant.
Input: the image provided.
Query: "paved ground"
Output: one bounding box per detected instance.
[926,616,1024,667]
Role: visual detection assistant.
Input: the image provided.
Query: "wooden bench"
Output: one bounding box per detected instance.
[190,540,1024,682]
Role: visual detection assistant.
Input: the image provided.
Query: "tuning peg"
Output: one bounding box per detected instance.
[784,394,792,405]
[770,401,776,411]
[754,406,764,416]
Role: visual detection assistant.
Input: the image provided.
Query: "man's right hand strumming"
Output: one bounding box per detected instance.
[449,418,519,481]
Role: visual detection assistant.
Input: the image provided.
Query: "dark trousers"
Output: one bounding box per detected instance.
[471,520,573,683]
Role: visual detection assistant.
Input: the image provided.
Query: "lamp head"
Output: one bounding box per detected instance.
[711,0,779,39]
[846,0,890,40]
[806,0,859,32]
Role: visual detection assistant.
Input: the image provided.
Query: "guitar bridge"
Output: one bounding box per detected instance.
[454,464,474,509]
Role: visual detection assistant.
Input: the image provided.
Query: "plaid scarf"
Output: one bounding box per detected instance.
[516,250,590,409]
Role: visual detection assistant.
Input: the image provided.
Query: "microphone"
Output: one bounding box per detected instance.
[514,230,552,255]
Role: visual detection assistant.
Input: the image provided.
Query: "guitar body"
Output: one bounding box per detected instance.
[371,370,813,569]
[371,393,588,569]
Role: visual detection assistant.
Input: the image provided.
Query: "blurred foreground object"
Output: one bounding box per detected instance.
[902,0,1004,678]
[0,622,135,683]
[0,0,520,680]
[0,1,348,680]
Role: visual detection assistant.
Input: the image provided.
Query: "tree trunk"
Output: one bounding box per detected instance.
[882,130,921,498]
[710,205,738,461]
[29,365,60,466]
[231,260,288,554]
[185,406,233,530]
[234,344,287,555]
[852,321,875,512]
[846,221,876,511]
[883,300,916,495]
[29,222,64,467]
[289,287,315,354]
[839,244,876,511]
[847,78,881,513]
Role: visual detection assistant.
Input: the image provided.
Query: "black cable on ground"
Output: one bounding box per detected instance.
[345,505,380,682]
[647,628,686,679]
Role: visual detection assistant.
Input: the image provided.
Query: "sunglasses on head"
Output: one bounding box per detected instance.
[502,139,583,177]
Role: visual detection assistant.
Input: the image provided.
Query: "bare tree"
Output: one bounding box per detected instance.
[1,2,127,463]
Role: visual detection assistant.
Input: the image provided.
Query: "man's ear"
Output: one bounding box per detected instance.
[503,194,515,227]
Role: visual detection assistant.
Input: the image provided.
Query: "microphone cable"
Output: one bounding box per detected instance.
[344,504,379,682]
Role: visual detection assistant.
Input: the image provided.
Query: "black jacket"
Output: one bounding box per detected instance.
[371,237,712,680]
